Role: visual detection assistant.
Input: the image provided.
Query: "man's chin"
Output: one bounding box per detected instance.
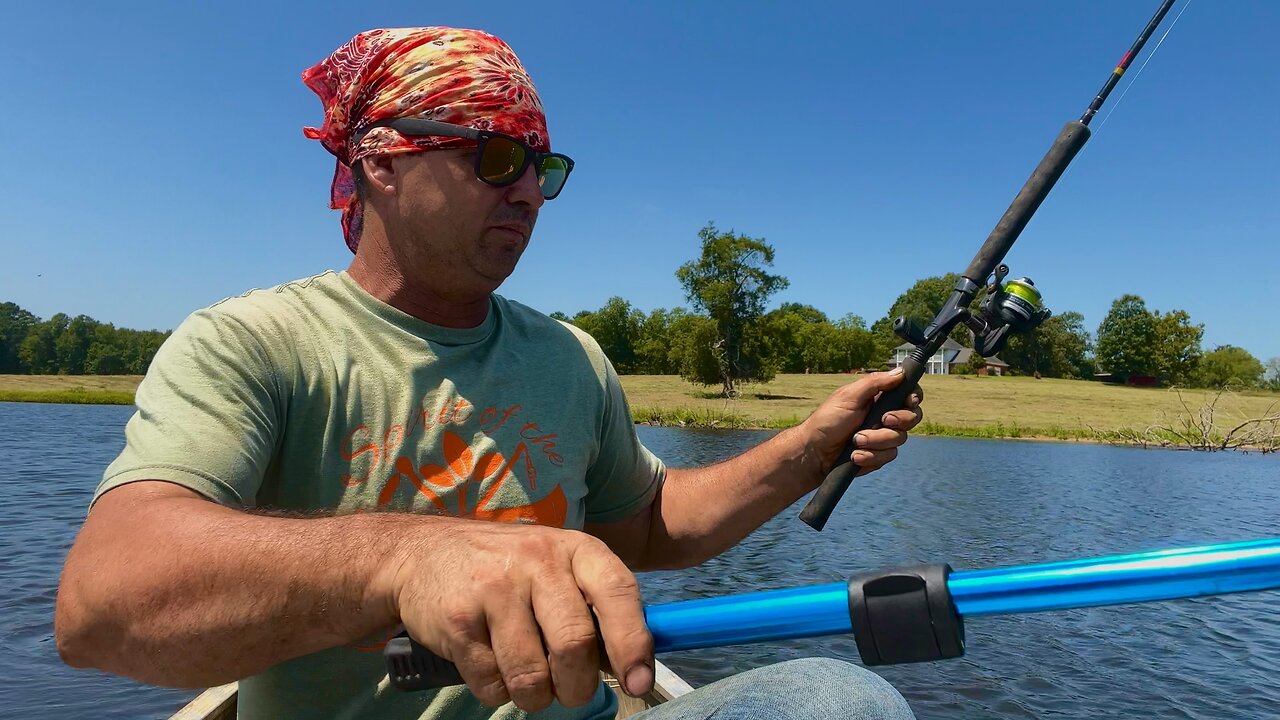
[476,250,523,283]
[475,262,518,290]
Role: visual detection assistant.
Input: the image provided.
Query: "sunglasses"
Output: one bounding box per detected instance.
[358,118,574,200]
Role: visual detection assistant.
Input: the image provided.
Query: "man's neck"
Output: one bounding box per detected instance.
[347,253,491,329]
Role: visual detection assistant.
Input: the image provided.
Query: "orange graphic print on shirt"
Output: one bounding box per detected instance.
[376,429,566,526]
[340,394,570,530]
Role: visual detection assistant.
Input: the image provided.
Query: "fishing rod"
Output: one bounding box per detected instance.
[386,536,1280,689]
[800,0,1180,530]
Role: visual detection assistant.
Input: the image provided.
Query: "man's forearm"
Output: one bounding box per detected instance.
[640,425,825,569]
[55,483,425,688]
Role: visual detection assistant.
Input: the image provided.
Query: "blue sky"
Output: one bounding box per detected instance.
[2,1,1276,363]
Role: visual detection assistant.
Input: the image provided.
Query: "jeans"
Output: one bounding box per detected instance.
[629,658,915,719]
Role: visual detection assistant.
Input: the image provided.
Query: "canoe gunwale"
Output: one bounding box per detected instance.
[169,660,692,719]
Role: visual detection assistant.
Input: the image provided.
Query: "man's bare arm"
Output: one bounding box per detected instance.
[56,480,655,711]
[55,481,414,687]
[589,370,923,571]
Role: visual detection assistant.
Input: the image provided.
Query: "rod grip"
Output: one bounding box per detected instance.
[799,357,924,531]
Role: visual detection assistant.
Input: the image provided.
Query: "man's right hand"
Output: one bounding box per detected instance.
[387,519,654,712]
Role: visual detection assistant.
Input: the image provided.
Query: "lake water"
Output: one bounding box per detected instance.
[3,402,1278,718]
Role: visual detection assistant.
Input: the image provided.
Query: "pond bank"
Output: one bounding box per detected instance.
[4,373,1276,452]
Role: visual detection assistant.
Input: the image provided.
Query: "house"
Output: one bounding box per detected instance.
[886,337,1010,376]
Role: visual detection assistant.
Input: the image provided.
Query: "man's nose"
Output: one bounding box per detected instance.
[504,164,546,210]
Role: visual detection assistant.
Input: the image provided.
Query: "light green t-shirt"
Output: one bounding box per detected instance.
[97,270,665,719]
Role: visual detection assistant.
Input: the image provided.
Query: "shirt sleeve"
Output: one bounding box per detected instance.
[95,307,285,508]
[582,358,665,524]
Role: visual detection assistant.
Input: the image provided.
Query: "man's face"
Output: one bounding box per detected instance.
[386,147,545,299]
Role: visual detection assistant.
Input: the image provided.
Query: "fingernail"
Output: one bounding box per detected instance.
[888,367,904,376]
[625,664,654,696]
[883,414,900,428]
[853,432,868,448]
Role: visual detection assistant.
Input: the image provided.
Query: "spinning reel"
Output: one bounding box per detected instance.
[893,264,1051,362]
[971,264,1052,356]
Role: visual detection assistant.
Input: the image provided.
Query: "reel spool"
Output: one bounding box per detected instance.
[973,265,1051,356]
[990,277,1050,332]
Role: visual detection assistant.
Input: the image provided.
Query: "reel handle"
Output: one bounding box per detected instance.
[800,356,925,531]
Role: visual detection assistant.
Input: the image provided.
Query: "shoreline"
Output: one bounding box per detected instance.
[629,409,1274,452]
[4,375,1276,453]
[0,390,136,405]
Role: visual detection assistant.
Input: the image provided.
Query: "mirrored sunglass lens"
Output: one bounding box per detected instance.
[478,137,526,184]
[537,157,569,198]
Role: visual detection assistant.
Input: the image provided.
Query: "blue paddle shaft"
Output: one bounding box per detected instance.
[648,538,1280,651]
[948,537,1280,617]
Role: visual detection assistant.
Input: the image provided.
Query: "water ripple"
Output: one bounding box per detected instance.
[4,405,1279,718]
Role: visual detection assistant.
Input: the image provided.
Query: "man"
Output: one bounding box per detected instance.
[55,27,922,719]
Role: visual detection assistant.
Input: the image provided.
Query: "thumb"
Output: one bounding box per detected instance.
[841,367,905,405]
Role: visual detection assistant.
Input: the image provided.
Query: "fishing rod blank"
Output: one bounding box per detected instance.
[799,0,1180,531]
[387,537,1280,688]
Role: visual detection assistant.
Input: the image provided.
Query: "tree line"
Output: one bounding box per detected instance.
[4,224,1277,393]
[0,303,168,375]
[557,224,1278,395]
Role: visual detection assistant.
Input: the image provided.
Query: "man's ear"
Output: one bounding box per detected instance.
[360,154,398,196]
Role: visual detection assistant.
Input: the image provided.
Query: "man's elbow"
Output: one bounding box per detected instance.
[54,581,106,670]
[55,550,134,674]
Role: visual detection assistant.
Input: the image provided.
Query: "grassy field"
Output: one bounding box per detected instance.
[621,373,1280,445]
[3,373,1277,446]
[0,375,142,404]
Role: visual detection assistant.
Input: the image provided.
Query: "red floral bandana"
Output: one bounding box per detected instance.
[302,27,549,252]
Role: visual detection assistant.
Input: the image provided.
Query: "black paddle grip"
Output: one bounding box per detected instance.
[385,631,464,691]
[385,616,610,692]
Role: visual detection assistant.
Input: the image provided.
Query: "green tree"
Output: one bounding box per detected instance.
[55,314,99,375]
[85,324,129,375]
[763,303,829,373]
[1000,311,1091,378]
[571,297,643,374]
[129,330,168,374]
[675,223,789,395]
[1095,295,1202,385]
[1095,295,1158,377]
[832,314,877,372]
[1195,345,1265,388]
[666,313,722,387]
[1151,308,1203,386]
[798,314,875,373]
[19,313,69,374]
[634,308,685,374]
[0,302,38,373]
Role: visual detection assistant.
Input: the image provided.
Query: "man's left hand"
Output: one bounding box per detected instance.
[800,368,924,479]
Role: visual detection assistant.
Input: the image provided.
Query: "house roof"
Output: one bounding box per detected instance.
[893,337,966,353]
[953,347,1009,367]
[891,337,1007,367]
